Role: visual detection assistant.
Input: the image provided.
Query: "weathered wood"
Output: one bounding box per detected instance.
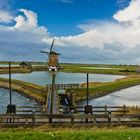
[47,84,80,90]
[0,113,139,125]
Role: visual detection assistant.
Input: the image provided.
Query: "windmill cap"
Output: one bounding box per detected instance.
[50,51,61,55]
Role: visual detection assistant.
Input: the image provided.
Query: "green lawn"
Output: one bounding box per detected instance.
[0,128,140,140]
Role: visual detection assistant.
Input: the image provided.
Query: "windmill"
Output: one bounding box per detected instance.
[40,39,61,71]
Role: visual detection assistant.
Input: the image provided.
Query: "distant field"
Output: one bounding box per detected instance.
[61,63,137,75]
[0,127,140,140]
[0,61,138,75]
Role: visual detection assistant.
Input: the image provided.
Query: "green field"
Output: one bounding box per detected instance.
[0,127,139,140]
[61,63,137,75]
[0,61,138,75]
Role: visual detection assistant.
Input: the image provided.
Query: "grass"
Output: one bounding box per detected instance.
[0,62,138,75]
[61,64,137,75]
[0,127,139,140]
[74,75,140,102]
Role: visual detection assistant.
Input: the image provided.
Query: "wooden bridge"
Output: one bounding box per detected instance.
[1,105,140,127]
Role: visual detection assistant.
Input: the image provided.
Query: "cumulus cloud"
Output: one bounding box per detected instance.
[114,0,140,22]
[14,9,38,30]
[50,0,140,49]
[47,0,140,64]
[0,0,13,23]
[0,9,49,61]
[1,0,140,64]
[0,10,13,23]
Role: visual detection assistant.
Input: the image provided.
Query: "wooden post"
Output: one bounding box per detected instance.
[86,73,89,106]
[105,105,107,114]
[123,105,126,114]
[9,62,12,105]
[108,111,111,123]
[49,73,56,123]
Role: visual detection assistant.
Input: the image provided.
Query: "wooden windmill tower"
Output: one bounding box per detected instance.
[41,39,61,71]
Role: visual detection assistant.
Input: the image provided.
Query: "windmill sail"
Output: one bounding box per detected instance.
[49,38,55,53]
[40,38,61,71]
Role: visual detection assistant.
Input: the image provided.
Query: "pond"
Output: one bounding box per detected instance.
[0,71,125,86]
[0,88,38,114]
[79,85,140,106]
[0,64,19,67]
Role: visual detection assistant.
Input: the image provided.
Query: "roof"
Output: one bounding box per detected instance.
[20,61,32,66]
[50,51,61,55]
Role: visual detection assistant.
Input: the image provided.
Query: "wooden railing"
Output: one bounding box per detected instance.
[0,105,139,126]
[74,105,129,114]
[0,113,140,126]
[46,84,80,90]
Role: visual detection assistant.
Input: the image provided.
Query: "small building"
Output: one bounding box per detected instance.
[20,61,32,69]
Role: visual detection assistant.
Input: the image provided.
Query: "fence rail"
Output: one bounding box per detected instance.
[0,105,139,126]
[46,84,80,90]
[0,113,140,126]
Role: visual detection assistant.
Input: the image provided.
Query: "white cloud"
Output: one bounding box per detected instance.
[14,9,38,30]
[48,0,140,50]
[0,10,13,23]
[1,0,140,64]
[114,0,140,22]
[0,9,50,61]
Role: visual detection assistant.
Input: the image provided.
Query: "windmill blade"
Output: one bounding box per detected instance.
[49,38,55,53]
[40,51,49,54]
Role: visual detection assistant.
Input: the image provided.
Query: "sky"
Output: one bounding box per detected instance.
[1,0,140,64]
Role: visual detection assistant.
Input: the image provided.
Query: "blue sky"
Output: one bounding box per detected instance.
[1,0,140,64]
[12,0,127,36]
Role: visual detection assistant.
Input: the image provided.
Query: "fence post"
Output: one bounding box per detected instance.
[123,105,126,114]
[108,111,111,123]
[105,105,107,114]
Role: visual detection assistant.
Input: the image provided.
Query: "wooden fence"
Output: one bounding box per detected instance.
[0,113,140,126]
[0,105,139,126]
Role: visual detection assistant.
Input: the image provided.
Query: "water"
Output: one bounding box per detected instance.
[0,64,19,67]
[0,88,38,114]
[79,85,140,106]
[0,71,125,86]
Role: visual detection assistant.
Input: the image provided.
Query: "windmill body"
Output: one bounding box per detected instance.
[48,51,60,71]
[41,39,61,71]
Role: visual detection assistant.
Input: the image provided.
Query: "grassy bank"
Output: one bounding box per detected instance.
[0,127,139,140]
[1,75,140,105]
[0,77,46,105]
[74,75,140,102]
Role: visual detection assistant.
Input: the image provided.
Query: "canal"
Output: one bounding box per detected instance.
[0,88,38,114]
[0,71,125,86]
[79,85,140,106]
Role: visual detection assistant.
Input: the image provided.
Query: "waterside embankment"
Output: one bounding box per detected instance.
[0,77,47,105]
